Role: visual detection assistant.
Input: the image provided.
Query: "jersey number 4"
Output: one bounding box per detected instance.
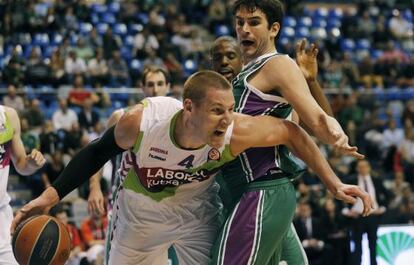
[178,155,195,169]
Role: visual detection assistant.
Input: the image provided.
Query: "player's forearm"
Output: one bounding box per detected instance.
[287,124,342,193]
[89,169,103,191]
[14,156,41,176]
[307,80,333,116]
[52,126,125,199]
[311,114,344,146]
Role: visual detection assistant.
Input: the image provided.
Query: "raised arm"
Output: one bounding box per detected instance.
[261,56,362,158]
[11,104,143,233]
[7,107,46,176]
[295,39,333,116]
[231,114,372,216]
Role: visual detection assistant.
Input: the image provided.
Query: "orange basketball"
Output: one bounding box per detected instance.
[12,215,71,265]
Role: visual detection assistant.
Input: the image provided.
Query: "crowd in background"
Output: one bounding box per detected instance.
[1,0,414,265]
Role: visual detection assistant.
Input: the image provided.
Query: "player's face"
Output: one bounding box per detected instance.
[235,7,279,63]
[144,72,170,97]
[193,88,235,148]
[211,41,243,82]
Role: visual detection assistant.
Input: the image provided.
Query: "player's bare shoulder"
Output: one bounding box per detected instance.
[114,103,144,149]
[229,113,255,155]
[3,106,20,131]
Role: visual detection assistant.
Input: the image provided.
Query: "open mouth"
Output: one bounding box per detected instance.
[219,68,233,75]
[241,40,255,47]
[214,130,225,137]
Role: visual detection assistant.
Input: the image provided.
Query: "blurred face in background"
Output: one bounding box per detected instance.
[357,160,371,176]
[211,40,243,82]
[143,71,170,97]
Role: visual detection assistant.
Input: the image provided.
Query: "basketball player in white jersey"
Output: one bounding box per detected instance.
[12,71,372,265]
[0,105,45,265]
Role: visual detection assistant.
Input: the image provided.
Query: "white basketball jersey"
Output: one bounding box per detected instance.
[0,106,14,208]
[119,97,235,203]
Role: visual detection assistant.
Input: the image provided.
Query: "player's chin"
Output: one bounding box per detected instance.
[209,137,225,148]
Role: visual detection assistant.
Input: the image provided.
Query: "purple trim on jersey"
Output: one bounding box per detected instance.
[0,142,12,168]
[244,147,278,179]
[241,90,280,116]
[224,191,261,264]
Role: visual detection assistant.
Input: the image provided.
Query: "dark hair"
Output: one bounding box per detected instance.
[210,36,241,57]
[142,65,171,85]
[233,0,285,43]
[183,70,232,106]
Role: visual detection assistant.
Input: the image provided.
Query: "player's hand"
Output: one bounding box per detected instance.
[11,187,59,234]
[334,183,374,217]
[88,187,105,215]
[295,39,318,82]
[27,149,46,169]
[326,118,365,159]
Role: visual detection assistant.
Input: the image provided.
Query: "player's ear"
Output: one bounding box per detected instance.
[270,22,280,39]
[183,99,192,112]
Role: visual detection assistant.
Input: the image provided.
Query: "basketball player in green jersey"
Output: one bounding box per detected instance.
[210,1,365,265]
[211,35,337,265]
[0,105,45,265]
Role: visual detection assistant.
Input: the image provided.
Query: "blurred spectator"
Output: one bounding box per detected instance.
[63,121,86,158]
[397,54,414,87]
[102,28,120,59]
[52,98,78,131]
[358,55,383,89]
[44,6,59,32]
[78,99,100,132]
[25,47,51,87]
[386,171,411,209]
[322,61,346,89]
[164,52,184,83]
[20,118,40,154]
[341,53,360,89]
[88,48,109,86]
[143,48,166,69]
[22,98,45,129]
[108,50,130,87]
[320,198,349,265]
[401,99,414,125]
[41,150,64,189]
[294,201,331,265]
[2,84,25,114]
[75,37,94,62]
[85,28,103,49]
[133,27,159,58]
[208,0,226,32]
[372,16,389,50]
[399,129,414,185]
[64,7,78,32]
[65,50,87,77]
[168,83,183,101]
[338,93,364,144]
[93,84,111,109]
[389,9,413,42]
[80,211,108,249]
[356,11,375,38]
[2,46,25,86]
[39,120,60,156]
[48,49,66,86]
[68,75,99,107]
[381,119,404,151]
[343,159,390,265]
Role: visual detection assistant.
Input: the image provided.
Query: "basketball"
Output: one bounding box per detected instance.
[12,215,71,265]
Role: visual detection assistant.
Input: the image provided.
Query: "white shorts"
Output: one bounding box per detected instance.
[107,185,223,265]
[0,204,18,265]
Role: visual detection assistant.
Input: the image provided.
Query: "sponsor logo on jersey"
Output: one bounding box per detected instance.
[148,153,166,161]
[138,167,218,191]
[208,148,220,161]
[149,147,168,155]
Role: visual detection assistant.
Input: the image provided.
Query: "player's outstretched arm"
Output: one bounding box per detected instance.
[88,108,124,214]
[7,107,46,175]
[262,56,363,159]
[11,105,143,233]
[231,115,373,216]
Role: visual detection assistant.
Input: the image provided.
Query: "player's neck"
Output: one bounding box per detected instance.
[174,113,205,150]
[243,46,277,65]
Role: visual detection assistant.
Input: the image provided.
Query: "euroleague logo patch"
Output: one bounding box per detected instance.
[208,148,220,161]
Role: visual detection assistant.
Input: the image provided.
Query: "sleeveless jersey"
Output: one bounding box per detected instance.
[119,97,235,203]
[0,106,15,207]
[221,52,305,189]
